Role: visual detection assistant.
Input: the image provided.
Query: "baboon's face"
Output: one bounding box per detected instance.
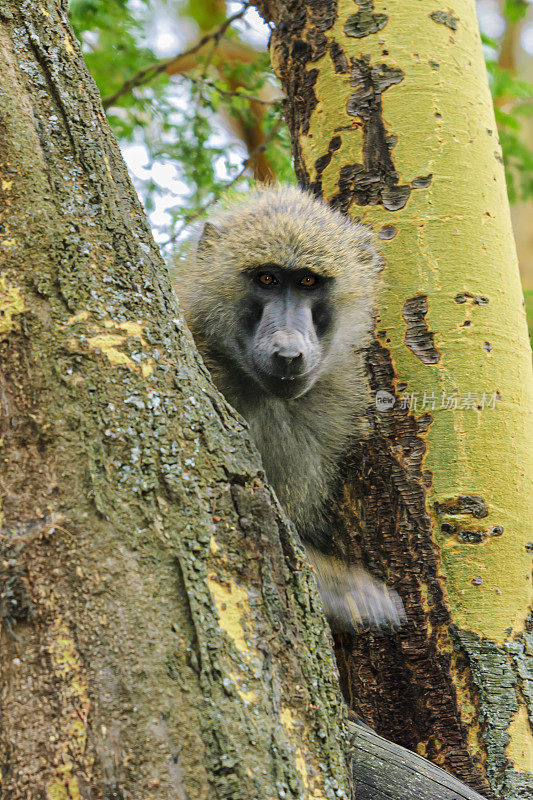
[237,266,333,399]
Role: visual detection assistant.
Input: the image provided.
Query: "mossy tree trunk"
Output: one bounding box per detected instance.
[0,3,351,798]
[258,1,533,798]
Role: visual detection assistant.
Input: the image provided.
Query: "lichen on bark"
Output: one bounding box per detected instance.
[0,3,350,798]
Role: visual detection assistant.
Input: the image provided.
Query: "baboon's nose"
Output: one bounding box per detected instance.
[271,344,304,377]
[269,329,307,376]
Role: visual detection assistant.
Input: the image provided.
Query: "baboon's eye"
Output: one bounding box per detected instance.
[257,272,278,286]
[299,274,319,288]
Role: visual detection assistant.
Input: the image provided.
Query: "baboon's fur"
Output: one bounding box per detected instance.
[177,185,382,550]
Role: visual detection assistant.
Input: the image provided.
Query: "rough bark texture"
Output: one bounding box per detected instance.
[0,2,351,798]
[258,1,533,798]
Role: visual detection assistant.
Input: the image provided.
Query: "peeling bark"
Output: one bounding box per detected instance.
[259,1,533,798]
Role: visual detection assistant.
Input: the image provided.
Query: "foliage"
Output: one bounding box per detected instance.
[161,54,294,235]
[70,0,293,257]
[482,32,533,204]
[525,289,533,343]
[69,0,532,255]
[70,0,157,140]
[480,0,533,204]
[502,0,530,24]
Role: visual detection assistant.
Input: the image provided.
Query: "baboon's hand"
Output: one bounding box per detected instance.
[307,547,406,632]
[319,567,406,632]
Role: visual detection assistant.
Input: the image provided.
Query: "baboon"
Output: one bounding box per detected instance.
[177,185,403,630]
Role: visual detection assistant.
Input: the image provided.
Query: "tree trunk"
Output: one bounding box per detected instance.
[0,3,351,798]
[258,1,533,798]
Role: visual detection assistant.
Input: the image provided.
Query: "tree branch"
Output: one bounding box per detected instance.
[102,3,251,109]
[186,75,281,106]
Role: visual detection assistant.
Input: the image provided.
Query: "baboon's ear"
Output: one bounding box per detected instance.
[197,222,221,255]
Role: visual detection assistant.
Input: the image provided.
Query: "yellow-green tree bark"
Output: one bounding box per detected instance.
[258,1,533,797]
